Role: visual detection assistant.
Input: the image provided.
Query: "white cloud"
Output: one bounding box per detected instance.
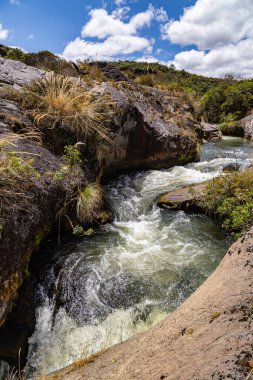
[114,0,125,5]
[163,0,253,50]
[81,7,154,40]
[62,35,152,61]
[136,55,159,63]
[62,4,167,61]
[27,34,34,40]
[161,0,253,78]
[112,6,130,20]
[172,39,253,78]
[9,0,20,5]
[155,7,168,23]
[0,23,10,40]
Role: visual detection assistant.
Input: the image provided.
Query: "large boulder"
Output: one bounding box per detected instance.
[96,82,200,177]
[55,227,253,380]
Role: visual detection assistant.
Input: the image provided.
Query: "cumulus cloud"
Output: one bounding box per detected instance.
[81,7,154,40]
[136,55,159,63]
[173,39,253,78]
[62,35,152,61]
[162,0,253,78]
[62,4,167,61]
[163,0,253,50]
[0,23,10,40]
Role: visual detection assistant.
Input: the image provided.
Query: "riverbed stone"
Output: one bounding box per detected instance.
[157,183,206,210]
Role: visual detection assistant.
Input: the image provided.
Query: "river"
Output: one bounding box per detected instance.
[25,136,253,376]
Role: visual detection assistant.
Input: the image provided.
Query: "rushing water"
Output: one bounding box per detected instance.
[26,137,253,376]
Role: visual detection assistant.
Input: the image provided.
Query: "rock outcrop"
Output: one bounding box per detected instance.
[198,122,222,142]
[0,98,84,326]
[0,57,45,88]
[96,82,200,177]
[239,114,253,140]
[53,227,253,380]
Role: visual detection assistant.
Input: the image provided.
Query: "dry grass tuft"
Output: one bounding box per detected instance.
[0,86,21,102]
[21,72,113,142]
[76,183,104,223]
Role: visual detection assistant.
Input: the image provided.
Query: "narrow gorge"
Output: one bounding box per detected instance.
[0,56,252,380]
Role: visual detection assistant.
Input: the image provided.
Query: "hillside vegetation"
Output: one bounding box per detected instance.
[1,45,253,127]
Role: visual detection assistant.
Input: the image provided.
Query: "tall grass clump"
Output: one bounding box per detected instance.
[21,72,113,142]
[76,183,104,223]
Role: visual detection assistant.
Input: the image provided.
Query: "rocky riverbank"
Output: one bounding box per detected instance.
[49,226,253,380]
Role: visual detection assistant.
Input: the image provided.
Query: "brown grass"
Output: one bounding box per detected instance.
[76,183,104,223]
[21,72,113,142]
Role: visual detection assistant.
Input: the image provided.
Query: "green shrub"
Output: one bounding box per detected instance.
[6,48,26,62]
[221,82,253,120]
[199,168,253,237]
[24,51,77,76]
[64,145,82,167]
[218,122,244,137]
[200,86,226,123]
[201,80,253,124]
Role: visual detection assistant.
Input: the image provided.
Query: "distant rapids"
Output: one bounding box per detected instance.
[26,137,253,376]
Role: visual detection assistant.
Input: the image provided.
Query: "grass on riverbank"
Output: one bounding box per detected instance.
[21,72,113,142]
[199,167,253,238]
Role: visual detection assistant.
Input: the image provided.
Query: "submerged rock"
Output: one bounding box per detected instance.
[222,163,240,172]
[157,183,206,211]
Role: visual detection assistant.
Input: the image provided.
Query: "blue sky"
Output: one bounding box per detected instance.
[0,0,253,78]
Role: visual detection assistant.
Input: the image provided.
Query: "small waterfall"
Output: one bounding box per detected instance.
[26,137,253,376]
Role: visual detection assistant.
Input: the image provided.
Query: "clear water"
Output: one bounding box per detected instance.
[26,137,253,376]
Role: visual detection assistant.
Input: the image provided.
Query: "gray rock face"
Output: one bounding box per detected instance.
[0,57,44,88]
[199,121,222,141]
[96,82,199,177]
[239,114,253,140]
